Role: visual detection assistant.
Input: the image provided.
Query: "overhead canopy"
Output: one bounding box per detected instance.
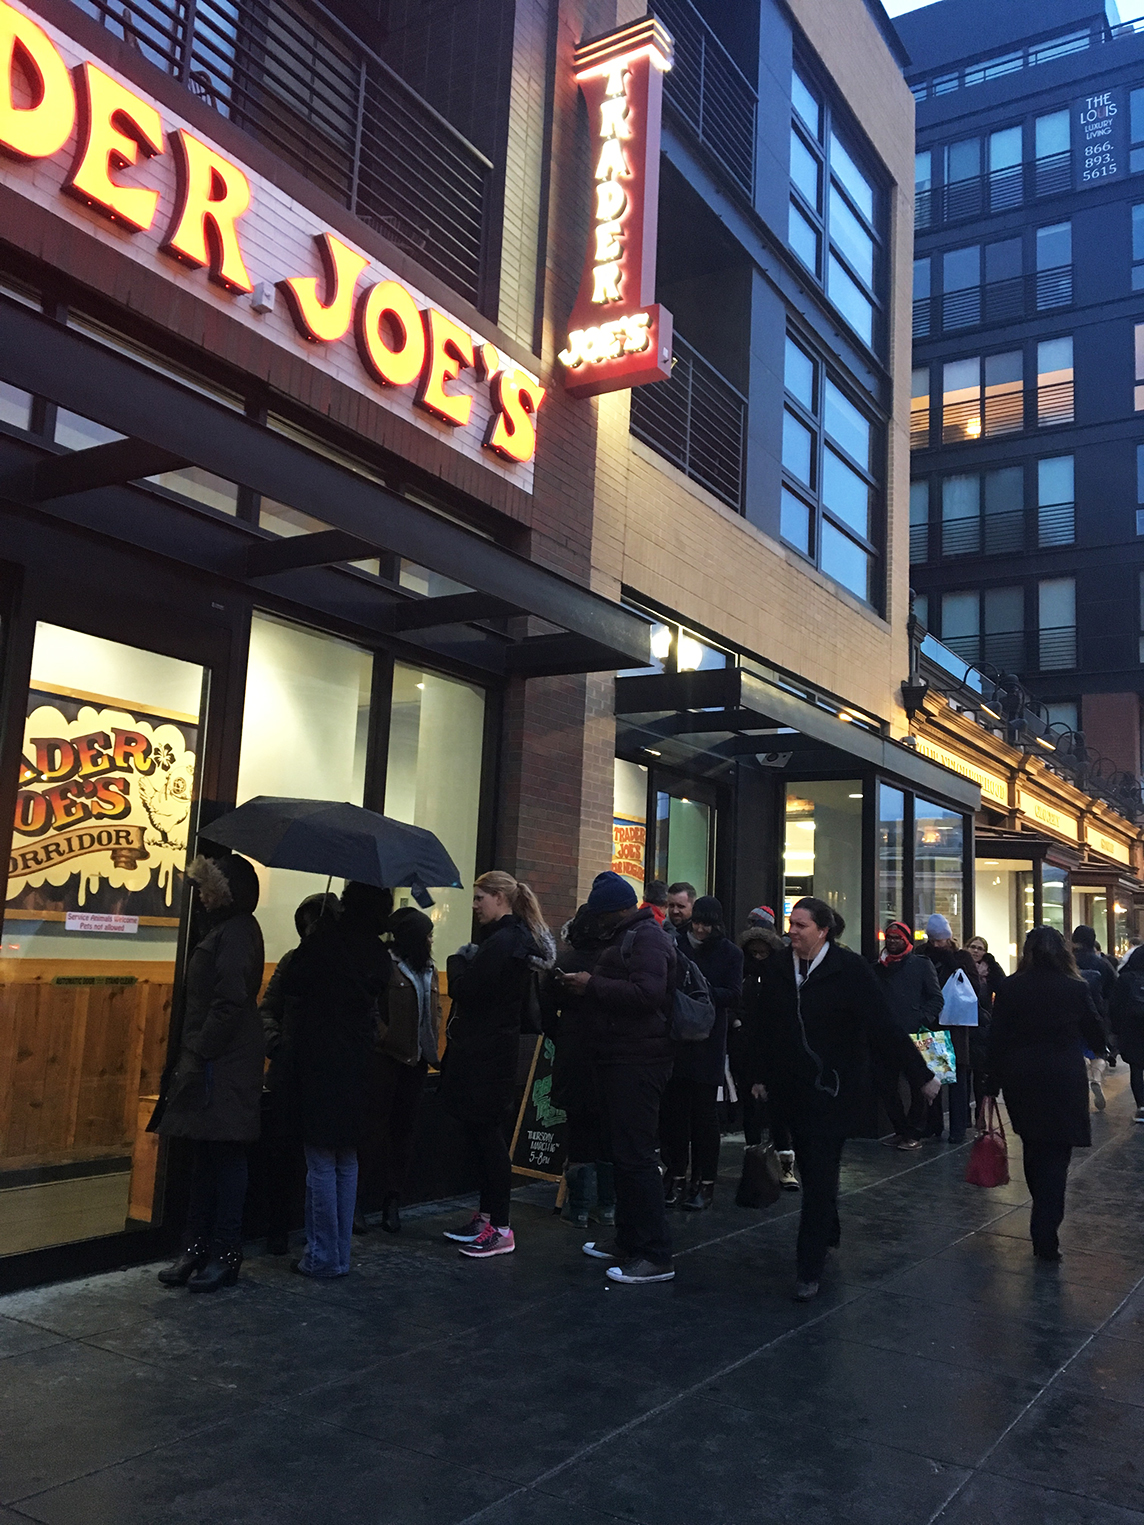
[0,300,651,679]
[615,667,981,809]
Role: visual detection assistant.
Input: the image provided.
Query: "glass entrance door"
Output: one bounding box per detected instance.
[653,778,715,895]
[1,623,207,1257]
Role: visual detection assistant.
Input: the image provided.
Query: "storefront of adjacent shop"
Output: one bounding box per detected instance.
[912,699,1144,972]
[0,0,652,1289]
[612,612,981,955]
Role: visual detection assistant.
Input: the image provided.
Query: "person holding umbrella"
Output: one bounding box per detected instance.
[441,871,554,1259]
[280,881,392,1278]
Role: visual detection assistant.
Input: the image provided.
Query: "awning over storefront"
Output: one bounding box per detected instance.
[0,301,651,678]
[615,666,980,808]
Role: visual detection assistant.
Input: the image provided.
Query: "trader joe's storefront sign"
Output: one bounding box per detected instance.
[8,690,197,923]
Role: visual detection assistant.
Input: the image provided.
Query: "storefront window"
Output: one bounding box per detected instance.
[1114,899,1130,958]
[2,623,206,1253]
[784,781,863,946]
[384,663,485,962]
[613,760,648,895]
[654,790,711,894]
[915,797,965,943]
[1042,866,1067,934]
[236,613,372,960]
[878,784,904,934]
[975,856,1032,972]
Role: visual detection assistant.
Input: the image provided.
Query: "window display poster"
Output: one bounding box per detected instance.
[612,816,646,892]
[7,688,198,921]
[1075,88,1125,187]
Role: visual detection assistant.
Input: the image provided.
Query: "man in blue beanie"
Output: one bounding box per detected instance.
[560,871,677,1282]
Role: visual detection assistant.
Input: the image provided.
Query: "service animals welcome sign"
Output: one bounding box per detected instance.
[8,688,197,921]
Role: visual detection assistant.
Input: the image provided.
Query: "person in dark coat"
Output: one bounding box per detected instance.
[1108,945,1144,1123]
[356,906,441,1235]
[966,934,1005,1125]
[281,881,392,1278]
[157,852,265,1292]
[259,891,339,1255]
[985,925,1108,1262]
[916,914,979,1143]
[746,897,939,1302]
[561,871,678,1284]
[872,920,943,1150]
[966,936,1007,1004]
[441,870,554,1259]
[540,904,615,1230]
[734,924,787,1158]
[1072,925,1116,1111]
[660,895,743,1210]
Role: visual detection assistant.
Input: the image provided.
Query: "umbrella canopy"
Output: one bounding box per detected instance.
[203,797,462,906]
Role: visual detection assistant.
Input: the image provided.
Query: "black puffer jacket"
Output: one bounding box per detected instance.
[159,855,265,1143]
[986,970,1106,1146]
[673,932,743,1085]
[442,914,543,1124]
[746,942,933,1135]
[541,906,610,1113]
[280,910,390,1149]
[872,951,943,1034]
[582,906,676,1066]
[1109,947,1144,1067]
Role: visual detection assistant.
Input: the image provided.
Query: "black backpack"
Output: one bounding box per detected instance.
[620,928,717,1042]
[1078,965,1107,1019]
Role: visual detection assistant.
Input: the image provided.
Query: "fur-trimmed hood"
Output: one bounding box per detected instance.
[187,852,260,917]
[738,924,785,960]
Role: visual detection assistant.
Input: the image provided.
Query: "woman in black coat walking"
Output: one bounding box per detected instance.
[1109,944,1144,1123]
[747,897,939,1301]
[441,870,554,1259]
[281,881,392,1278]
[157,852,265,1292]
[660,896,743,1210]
[985,925,1108,1263]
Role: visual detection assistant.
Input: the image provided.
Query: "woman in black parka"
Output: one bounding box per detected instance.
[157,852,265,1293]
[985,925,1108,1263]
[660,895,743,1211]
[1109,944,1144,1122]
[441,870,553,1259]
[281,881,391,1278]
[746,897,939,1301]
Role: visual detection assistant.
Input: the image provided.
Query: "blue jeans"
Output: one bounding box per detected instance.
[302,1145,357,1276]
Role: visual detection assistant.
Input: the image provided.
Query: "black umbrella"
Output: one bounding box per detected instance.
[203,797,462,906]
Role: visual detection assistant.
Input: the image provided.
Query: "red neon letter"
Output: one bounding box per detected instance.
[415,308,474,427]
[484,370,545,464]
[65,62,163,231]
[163,128,253,293]
[354,279,426,388]
[279,232,367,343]
[0,0,74,161]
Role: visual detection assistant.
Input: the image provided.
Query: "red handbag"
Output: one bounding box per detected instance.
[965,1096,1009,1187]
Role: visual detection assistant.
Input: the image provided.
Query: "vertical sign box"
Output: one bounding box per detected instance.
[1075,88,1125,187]
[559,18,674,399]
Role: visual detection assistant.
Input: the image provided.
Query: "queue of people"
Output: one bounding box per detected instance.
[154,844,1131,1301]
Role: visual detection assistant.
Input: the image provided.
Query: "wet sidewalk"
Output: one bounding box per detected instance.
[2,1072,1143,1525]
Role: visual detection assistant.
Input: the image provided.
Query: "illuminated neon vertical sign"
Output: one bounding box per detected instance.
[559,17,673,399]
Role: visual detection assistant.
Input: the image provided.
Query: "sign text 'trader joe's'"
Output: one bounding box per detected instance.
[0,0,545,463]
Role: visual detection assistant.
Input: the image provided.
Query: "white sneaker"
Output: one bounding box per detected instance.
[1134,1108,1144,1124]
[1090,1078,1106,1112]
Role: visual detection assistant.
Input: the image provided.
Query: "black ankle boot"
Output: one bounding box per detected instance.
[663,1176,687,1208]
[381,1194,401,1234]
[158,1239,210,1286]
[187,1245,243,1292]
[352,1208,371,1236]
[683,1181,715,1211]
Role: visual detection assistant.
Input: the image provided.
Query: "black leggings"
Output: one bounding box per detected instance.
[1130,1063,1144,1110]
[1023,1139,1072,1255]
[461,1118,512,1227]
[660,1075,720,1181]
[185,1139,248,1248]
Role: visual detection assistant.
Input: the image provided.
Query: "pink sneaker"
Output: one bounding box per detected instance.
[443,1212,489,1244]
[458,1225,515,1258]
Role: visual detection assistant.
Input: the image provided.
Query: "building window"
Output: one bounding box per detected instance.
[1038,456,1074,547]
[944,136,981,220]
[988,125,1023,210]
[788,68,883,350]
[940,586,1024,669]
[939,465,1024,557]
[1139,571,1144,661]
[1137,444,1144,534]
[913,592,929,629]
[1043,699,1078,733]
[911,367,931,450]
[942,352,1023,444]
[942,245,980,330]
[1035,221,1072,308]
[1038,577,1076,670]
[909,480,929,562]
[1133,205,1144,289]
[1136,325,1144,411]
[1132,88,1144,173]
[913,258,931,338]
[1034,109,1071,196]
[784,782,864,947]
[780,334,881,604]
[915,151,932,230]
[1037,338,1073,426]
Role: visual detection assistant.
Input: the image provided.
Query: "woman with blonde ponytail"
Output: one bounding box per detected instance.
[440,870,555,1258]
